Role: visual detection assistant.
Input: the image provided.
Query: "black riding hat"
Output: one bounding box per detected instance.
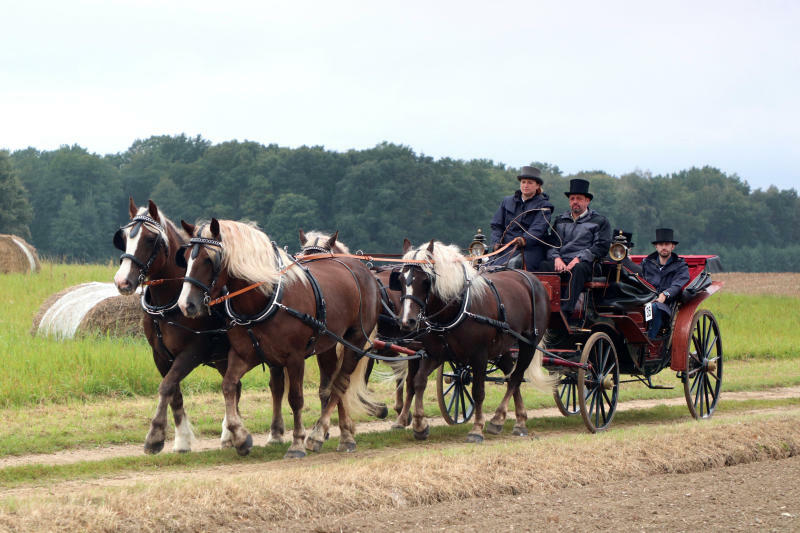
[517,166,543,184]
[564,178,593,200]
[612,228,634,248]
[652,228,679,245]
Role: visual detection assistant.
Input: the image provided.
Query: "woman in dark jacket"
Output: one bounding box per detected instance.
[490,166,554,270]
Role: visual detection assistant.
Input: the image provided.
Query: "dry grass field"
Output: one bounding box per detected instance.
[715,272,800,297]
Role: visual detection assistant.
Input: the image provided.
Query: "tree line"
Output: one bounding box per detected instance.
[1,135,797,272]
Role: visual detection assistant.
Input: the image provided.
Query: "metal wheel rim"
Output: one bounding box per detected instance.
[553,372,580,416]
[683,310,723,419]
[578,332,620,433]
[436,361,475,425]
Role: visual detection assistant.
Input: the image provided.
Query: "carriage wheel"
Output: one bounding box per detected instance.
[683,309,723,419]
[577,332,620,433]
[553,372,581,416]
[436,361,475,425]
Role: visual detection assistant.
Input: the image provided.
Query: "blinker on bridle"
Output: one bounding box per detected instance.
[114,214,166,284]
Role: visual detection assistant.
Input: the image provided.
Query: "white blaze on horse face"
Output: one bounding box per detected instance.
[177,254,197,315]
[400,269,415,325]
[113,225,142,291]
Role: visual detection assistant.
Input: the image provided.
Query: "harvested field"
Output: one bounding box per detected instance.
[31,282,142,339]
[715,272,800,297]
[0,234,40,274]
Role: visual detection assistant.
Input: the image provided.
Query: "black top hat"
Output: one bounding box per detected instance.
[517,166,543,184]
[652,228,679,245]
[564,178,593,200]
[612,228,634,248]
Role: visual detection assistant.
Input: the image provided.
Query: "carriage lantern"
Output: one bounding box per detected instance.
[468,229,487,263]
[608,230,630,282]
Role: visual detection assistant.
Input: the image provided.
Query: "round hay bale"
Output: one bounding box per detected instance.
[0,234,40,274]
[31,282,143,339]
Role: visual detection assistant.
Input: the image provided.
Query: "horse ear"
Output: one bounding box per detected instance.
[148,199,159,220]
[210,218,220,238]
[128,197,137,217]
[326,231,339,250]
[403,238,412,254]
[427,239,435,254]
[298,228,306,245]
[181,219,195,236]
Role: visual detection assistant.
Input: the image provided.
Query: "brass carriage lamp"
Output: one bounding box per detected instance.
[468,229,487,262]
[608,230,630,282]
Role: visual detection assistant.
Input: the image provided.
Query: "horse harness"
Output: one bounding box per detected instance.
[401,264,540,348]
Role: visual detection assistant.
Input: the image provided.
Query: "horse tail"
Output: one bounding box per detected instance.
[524,342,557,392]
[337,327,389,420]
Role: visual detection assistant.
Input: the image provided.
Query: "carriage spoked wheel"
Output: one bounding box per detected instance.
[577,332,620,433]
[437,361,477,425]
[683,309,723,419]
[553,371,581,416]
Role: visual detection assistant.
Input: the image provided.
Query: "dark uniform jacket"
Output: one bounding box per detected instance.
[546,208,611,263]
[490,191,554,269]
[641,251,691,316]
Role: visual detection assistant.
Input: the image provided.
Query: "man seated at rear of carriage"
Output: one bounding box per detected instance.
[539,178,611,319]
[489,166,554,270]
[641,228,690,339]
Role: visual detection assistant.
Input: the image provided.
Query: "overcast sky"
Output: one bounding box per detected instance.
[1,1,798,191]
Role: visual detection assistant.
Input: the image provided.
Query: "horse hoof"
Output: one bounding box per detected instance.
[465,433,484,444]
[512,427,529,437]
[337,441,356,453]
[413,426,430,441]
[144,441,164,455]
[175,448,190,454]
[305,437,324,452]
[391,422,406,430]
[236,434,253,456]
[284,449,306,459]
[485,421,504,435]
[377,405,389,419]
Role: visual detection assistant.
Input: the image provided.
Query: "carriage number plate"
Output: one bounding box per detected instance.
[644,302,653,322]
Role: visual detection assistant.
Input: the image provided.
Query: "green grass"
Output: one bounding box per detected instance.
[703,293,800,360]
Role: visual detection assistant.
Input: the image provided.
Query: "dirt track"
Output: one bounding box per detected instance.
[3,385,799,469]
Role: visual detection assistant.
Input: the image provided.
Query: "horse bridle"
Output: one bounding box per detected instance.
[114,214,166,285]
[179,231,224,306]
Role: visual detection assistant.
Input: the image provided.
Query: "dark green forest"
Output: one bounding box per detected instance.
[1,135,798,271]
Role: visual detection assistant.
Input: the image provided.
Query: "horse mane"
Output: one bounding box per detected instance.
[302,230,351,254]
[199,220,306,296]
[402,241,487,302]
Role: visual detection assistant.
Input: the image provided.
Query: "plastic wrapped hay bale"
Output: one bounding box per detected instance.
[31,282,143,339]
[0,234,41,274]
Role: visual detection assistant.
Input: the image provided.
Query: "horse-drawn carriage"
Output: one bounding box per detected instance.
[428,232,724,433]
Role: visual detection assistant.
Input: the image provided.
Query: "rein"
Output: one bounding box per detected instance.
[206,239,523,307]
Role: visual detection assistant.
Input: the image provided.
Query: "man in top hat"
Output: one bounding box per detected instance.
[640,228,690,339]
[540,178,611,319]
[489,166,554,270]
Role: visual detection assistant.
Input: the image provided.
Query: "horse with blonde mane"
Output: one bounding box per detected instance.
[178,219,381,457]
[396,239,554,442]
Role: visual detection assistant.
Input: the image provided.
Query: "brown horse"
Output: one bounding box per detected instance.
[178,219,381,457]
[396,239,554,442]
[113,198,236,453]
[297,229,414,425]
